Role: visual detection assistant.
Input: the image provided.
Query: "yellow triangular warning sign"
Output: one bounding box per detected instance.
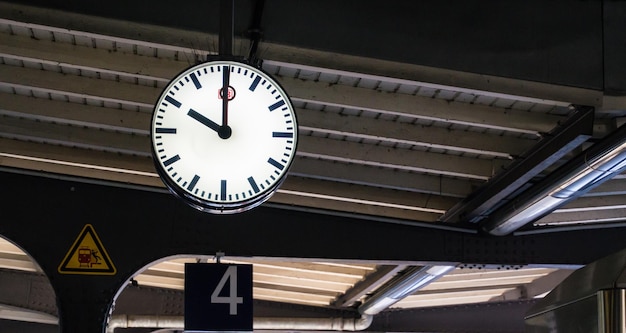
[58,224,116,275]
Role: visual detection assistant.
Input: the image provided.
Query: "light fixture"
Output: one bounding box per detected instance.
[440,106,594,224]
[358,265,455,315]
[481,123,626,236]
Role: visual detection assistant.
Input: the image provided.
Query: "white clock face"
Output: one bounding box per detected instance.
[151,60,298,213]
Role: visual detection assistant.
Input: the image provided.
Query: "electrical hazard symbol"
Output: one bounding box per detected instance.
[58,224,116,275]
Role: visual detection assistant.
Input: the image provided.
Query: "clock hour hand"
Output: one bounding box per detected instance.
[187,109,231,139]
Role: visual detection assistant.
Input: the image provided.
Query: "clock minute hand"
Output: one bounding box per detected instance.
[217,65,233,139]
[221,65,230,128]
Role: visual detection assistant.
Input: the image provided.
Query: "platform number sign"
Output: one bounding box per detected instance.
[185,263,253,332]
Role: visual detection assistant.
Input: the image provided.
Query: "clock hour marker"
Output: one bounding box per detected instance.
[248,176,260,193]
[220,180,227,201]
[190,73,202,90]
[268,100,285,111]
[249,76,261,91]
[164,95,182,108]
[272,131,293,138]
[156,128,177,134]
[188,175,200,191]
[268,157,285,170]
[163,154,181,167]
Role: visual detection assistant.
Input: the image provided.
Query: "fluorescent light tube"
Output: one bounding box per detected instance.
[358,265,455,315]
[482,124,626,236]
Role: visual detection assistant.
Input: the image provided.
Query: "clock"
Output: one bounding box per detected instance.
[151,60,298,214]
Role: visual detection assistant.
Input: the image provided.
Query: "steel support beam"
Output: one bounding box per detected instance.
[0,269,56,318]
[332,265,406,308]
[1,168,626,332]
[0,319,57,333]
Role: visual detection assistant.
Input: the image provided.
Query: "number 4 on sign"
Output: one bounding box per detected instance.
[211,266,244,315]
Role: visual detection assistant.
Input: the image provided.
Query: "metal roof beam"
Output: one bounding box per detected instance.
[586,177,626,196]
[492,269,573,301]
[332,265,406,308]
[0,139,460,222]
[297,108,533,159]
[0,1,603,109]
[0,136,482,200]
[0,30,568,136]
[282,75,559,135]
[0,63,539,159]
[535,208,626,226]
[0,92,503,180]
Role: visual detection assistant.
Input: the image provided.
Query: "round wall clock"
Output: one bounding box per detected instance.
[151,60,298,214]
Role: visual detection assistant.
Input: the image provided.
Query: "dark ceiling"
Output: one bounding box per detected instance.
[0,1,625,333]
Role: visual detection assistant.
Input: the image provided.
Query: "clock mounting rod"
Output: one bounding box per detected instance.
[247,0,266,66]
[219,0,234,57]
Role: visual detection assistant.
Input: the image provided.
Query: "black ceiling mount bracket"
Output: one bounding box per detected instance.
[247,0,266,67]
[219,0,234,58]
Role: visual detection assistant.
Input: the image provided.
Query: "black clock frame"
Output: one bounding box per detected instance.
[150,59,298,214]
